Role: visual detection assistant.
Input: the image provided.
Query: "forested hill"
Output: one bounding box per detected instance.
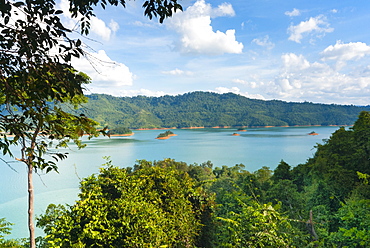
[79,91,370,129]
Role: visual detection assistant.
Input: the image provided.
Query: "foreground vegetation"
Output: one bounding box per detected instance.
[79,92,370,129]
[0,0,181,246]
[1,111,369,247]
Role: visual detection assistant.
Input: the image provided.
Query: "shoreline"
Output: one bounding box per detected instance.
[109,133,134,137]
[132,124,352,131]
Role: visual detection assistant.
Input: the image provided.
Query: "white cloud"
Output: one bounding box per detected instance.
[131,20,156,27]
[321,41,370,62]
[215,86,240,94]
[232,79,257,88]
[320,41,370,70]
[268,52,370,104]
[73,50,135,92]
[211,2,235,17]
[224,51,370,105]
[166,0,243,55]
[115,89,166,97]
[288,15,333,43]
[109,20,119,32]
[90,17,113,41]
[214,87,265,100]
[161,69,193,76]
[285,8,301,17]
[281,53,310,70]
[252,35,275,50]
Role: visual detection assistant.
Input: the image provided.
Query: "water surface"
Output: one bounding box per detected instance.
[0,126,340,238]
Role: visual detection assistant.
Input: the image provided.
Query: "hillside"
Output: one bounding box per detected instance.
[77,91,370,129]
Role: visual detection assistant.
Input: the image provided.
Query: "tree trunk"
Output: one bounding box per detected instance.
[306,210,318,242]
[28,163,36,248]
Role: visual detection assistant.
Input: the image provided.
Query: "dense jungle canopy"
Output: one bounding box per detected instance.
[78,91,370,129]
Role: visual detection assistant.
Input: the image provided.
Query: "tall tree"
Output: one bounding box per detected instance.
[0,1,182,247]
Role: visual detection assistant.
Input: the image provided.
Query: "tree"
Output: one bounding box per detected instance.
[327,198,370,247]
[0,1,183,247]
[37,159,214,247]
[0,62,101,248]
[271,160,292,182]
[216,201,294,247]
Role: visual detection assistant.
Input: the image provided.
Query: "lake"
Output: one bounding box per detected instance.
[0,126,341,239]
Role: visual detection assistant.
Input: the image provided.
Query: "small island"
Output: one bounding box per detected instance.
[108,126,134,136]
[308,131,319,135]
[237,128,247,132]
[232,133,240,136]
[156,130,177,139]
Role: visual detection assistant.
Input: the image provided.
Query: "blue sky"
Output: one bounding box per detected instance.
[59,0,370,105]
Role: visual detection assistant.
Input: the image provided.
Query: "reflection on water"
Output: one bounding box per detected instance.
[0,126,340,239]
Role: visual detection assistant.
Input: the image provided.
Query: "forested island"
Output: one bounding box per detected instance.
[156,130,176,139]
[78,92,370,129]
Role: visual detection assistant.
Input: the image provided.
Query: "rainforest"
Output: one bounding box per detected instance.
[78,92,370,130]
[1,110,370,247]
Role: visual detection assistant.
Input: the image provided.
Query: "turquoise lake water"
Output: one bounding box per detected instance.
[0,126,341,239]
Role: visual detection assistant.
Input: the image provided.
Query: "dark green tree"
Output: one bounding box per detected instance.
[271,160,292,181]
[327,198,370,247]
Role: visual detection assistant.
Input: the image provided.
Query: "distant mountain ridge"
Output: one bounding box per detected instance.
[78,91,370,129]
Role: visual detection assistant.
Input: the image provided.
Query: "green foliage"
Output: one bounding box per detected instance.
[266,179,306,219]
[300,111,370,210]
[37,159,214,247]
[1,1,183,246]
[0,218,12,241]
[0,67,101,172]
[272,160,292,181]
[0,219,34,248]
[12,111,370,246]
[217,202,294,248]
[78,92,369,129]
[327,198,370,247]
[68,0,182,35]
[108,125,132,135]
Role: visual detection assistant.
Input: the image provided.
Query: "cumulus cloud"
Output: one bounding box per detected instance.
[320,41,370,70]
[72,50,135,93]
[252,35,275,50]
[270,52,370,104]
[321,41,370,61]
[161,69,194,76]
[288,15,333,43]
[281,53,310,70]
[225,49,370,105]
[90,18,114,41]
[166,0,243,55]
[285,8,301,17]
